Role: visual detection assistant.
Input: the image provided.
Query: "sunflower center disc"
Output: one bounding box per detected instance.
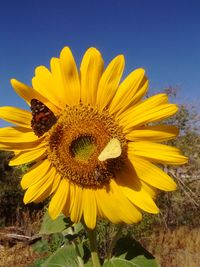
[70,135,96,162]
[46,105,127,188]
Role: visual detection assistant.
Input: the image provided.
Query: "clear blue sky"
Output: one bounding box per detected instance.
[0,0,200,122]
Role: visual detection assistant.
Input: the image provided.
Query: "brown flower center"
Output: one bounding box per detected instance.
[46,105,127,188]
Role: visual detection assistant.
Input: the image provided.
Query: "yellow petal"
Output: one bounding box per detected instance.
[62,185,71,218]
[83,189,97,229]
[9,146,46,166]
[80,47,104,106]
[95,180,142,224]
[23,166,56,204]
[32,65,65,109]
[118,93,174,132]
[123,104,178,133]
[0,127,40,142]
[126,125,179,142]
[21,160,51,189]
[0,107,32,128]
[119,93,168,118]
[109,68,148,115]
[128,141,188,165]
[0,126,45,151]
[49,179,70,220]
[141,181,157,199]
[70,185,83,223]
[34,178,58,203]
[116,163,159,213]
[59,47,80,106]
[50,57,71,107]
[96,55,125,111]
[10,79,59,114]
[0,139,45,151]
[129,155,177,191]
[50,172,61,195]
[95,187,122,223]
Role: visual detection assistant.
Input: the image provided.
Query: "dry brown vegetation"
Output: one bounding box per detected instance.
[0,243,37,267]
[0,210,43,267]
[141,226,200,267]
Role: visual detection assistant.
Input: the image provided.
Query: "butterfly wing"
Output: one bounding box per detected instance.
[98,138,122,161]
[30,99,57,137]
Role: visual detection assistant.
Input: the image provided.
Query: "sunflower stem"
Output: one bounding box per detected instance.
[87,227,101,267]
[74,240,85,267]
[69,227,85,267]
[107,224,124,260]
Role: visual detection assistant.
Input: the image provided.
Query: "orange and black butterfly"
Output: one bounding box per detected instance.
[30,99,57,137]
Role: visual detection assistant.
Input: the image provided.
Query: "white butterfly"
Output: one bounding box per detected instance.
[98,138,122,161]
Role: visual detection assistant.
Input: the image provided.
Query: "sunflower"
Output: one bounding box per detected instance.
[0,47,187,229]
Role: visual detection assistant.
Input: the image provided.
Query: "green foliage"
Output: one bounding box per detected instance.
[125,214,159,239]
[95,218,158,260]
[31,213,160,266]
[106,237,158,267]
[33,233,64,254]
[33,222,159,267]
[40,211,73,235]
[31,212,87,266]
[0,151,44,226]
[103,256,158,267]
[0,151,24,226]
[42,245,84,267]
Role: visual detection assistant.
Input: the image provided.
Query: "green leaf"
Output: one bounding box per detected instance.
[42,245,84,267]
[130,255,159,267]
[103,256,158,267]
[32,238,49,253]
[63,222,84,237]
[103,237,159,267]
[40,211,72,234]
[61,222,85,244]
[74,222,84,233]
[84,260,93,267]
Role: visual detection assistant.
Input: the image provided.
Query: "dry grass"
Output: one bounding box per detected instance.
[141,226,200,267]
[0,209,43,267]
[0,243,38,267]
